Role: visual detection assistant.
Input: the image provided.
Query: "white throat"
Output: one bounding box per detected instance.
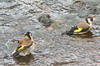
[87,19,92,27]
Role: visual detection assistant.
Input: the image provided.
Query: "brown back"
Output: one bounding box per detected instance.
[18,36,34,47]
[77,21,90,29]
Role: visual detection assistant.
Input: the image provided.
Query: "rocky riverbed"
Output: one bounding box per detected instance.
[0,0,100,66]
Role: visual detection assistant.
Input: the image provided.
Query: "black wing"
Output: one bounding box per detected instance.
[80,27,90,32]
[61,26,78,35]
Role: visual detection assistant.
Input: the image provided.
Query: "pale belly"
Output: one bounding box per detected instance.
[19,45,35,56]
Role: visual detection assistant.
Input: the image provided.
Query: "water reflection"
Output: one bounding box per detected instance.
[13,54,35,65]
[70,31,94,38]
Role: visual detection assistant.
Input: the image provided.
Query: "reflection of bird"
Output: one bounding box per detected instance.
[12,32,36,58]
[62,17,94,35]
[72,31,93,38]
[13,54,35,64]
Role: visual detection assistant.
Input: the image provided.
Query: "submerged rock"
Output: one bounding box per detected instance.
[38,14,53,27]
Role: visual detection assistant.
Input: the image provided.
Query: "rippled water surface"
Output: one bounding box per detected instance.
[0,0,100,66]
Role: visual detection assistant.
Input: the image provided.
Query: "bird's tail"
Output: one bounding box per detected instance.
[61,26,77,35]
[61,31,73,35]
[61,32,66,35]
[11,50,20,58]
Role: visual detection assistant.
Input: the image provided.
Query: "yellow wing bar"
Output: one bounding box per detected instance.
[18,46,24,51]
[74,28,83,32]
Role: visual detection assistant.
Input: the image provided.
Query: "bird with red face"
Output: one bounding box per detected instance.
[62,17,94,35]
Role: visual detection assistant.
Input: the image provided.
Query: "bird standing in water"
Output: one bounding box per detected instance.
[62,17,94,35]
[12,32,36,58]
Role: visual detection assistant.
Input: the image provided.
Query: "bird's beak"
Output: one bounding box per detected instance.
[92,16,96,22]
[93,18,95,22]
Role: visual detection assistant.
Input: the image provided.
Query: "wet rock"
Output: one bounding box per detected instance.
[73,1,86,8]
[78,6,99,17]
[0,1,20,9]
[3,53,9,59]
[52,61,79,66]
[0,17,4,21]
[0,0,15,2]
[69,0,86,11]
[69,0,100,17]
[81,0,100,6]
[0,0,100,66]
[4,59,15,66]
[58,0,74,6]
[38,14,53,27]
[92,55,100,63]
[0,26,15,34]
[28,9,42,13]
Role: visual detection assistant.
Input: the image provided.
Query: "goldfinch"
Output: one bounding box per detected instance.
[12,32,36,58]
[62,17,94,35]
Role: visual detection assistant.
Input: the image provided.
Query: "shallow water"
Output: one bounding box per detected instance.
[0,0,100,66]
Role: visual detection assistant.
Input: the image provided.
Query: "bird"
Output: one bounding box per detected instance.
[12,32,36,58]
[62,17,94,35]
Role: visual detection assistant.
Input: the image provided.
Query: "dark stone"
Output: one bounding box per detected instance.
[38,14,53,27]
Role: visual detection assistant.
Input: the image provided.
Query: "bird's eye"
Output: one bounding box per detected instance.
[90,18,93,21]
[89,17,93,21]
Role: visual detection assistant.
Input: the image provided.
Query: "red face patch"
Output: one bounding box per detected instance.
[89,17,93,22]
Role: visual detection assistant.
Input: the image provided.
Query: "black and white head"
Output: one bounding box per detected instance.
[24,32,33,40]
[85,17,94,24]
